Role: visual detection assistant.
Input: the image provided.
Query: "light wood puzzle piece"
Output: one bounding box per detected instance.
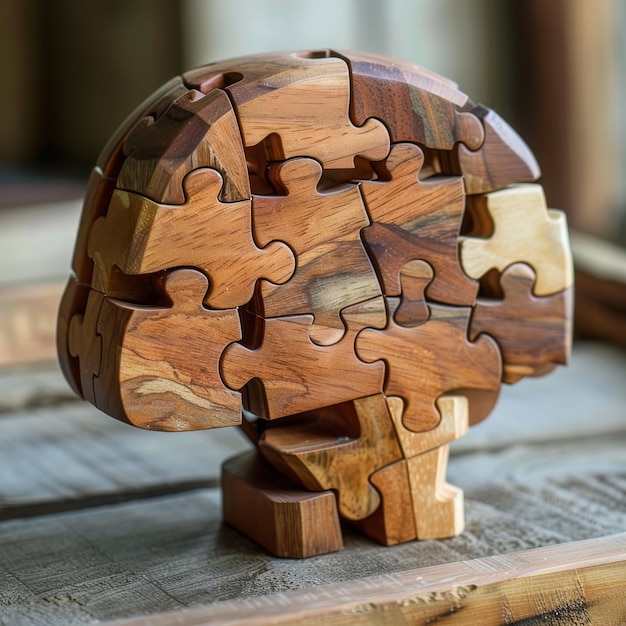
[356,302,501,432]
[253,158,382,345]
[88,168,295,308]
[389,395,468,539]
[361,143,478,306]
[96,269,242,431]
[117,88,250,204]
[457,105,541,195]
[222,450,343,558]
[67,288,104,405]
[460,184,573,297]
[259,394,402,521]
[185,51,390,170]
[470,263,573,384]
[220,311,385,421]
[336,49,485,151]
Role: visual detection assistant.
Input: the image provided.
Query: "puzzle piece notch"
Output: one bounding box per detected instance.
[356,302,502,432]
[470,263,573,384]
[394,260,433,328]
[253,157,383,346]
[67,288,104,405]
[95,269,242,431]
[88,168,295,309]
[361,143,478,306]
[186,52,390,171]
[335,50,485,151]
[220,312,385,421]
[259,393,402,521]
[117,88,250,204]
[460,184,574,297]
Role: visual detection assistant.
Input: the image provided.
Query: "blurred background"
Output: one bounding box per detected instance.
[1,0,625,352]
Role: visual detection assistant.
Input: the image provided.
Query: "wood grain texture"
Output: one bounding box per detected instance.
[337,49,484,151]
[98,269,242,431]
[361,143,478,306]
[102,533,626,626]
[393,260,433,327]
[456,105,541,194]
[252,157,382,345]
[259,394,402,521]
[88,168,295,308]
[221,314,385,421]
[117,88,250,204]
[460,184,573,296]
[185,52,390,171]
[222,449,343,558]
[356,302,501,432]
[470,263,573,383]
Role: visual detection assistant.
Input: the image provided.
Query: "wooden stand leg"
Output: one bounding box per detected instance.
[407,444,464,540]
[222,450,343,558]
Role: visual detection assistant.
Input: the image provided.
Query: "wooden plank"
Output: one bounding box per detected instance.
[106,533,626,625]
[1,477,624,626]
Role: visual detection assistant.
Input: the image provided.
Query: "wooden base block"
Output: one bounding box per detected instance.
[222,450,343,558]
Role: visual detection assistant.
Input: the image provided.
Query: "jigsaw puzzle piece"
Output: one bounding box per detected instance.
[67,287,104,405]
[356,302,501,432]
[470,263,573,384]
[393,260,433,327]
[88,168,295,308]
[352,459,416,546]
[335,50,484,151]
[252,158,382,345]
[259,394,402,521]
[93,269,242,431]
[220,312,385,421]
[117,88,250,204]
[460,184,574,296]
[184,51,390,170]
[222,449,343,558]
[361,143,478,306]
[456,105,541,194]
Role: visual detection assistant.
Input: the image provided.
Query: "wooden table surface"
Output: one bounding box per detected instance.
[0,199,625,624]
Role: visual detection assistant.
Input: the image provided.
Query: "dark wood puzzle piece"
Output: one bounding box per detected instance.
[393,260,433,327]
[470,263,573,384]
[253,158,382,345]
[361,143,478,306]
[88,168,295,308]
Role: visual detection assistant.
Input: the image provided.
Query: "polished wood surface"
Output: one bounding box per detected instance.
[56,50,573,557]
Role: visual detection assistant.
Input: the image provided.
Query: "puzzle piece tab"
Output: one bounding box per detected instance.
[95,269,242,431]
[460,184,573,296]
[88,168,295,308]
[470,263,573,383]
[117,88,250,204]
[356,302,501,432]
[393,260,433,327]
[361,143,478,306]
[253,158,382,345]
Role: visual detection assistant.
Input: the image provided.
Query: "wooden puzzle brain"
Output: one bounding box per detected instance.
[58,50,573,557]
